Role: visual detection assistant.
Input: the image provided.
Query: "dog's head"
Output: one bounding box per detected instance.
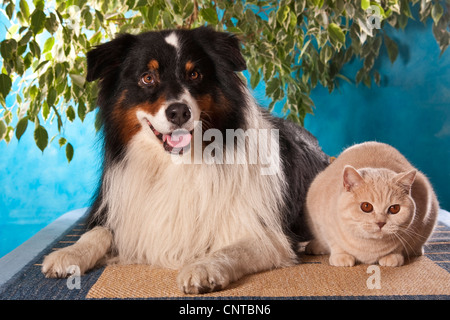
[86,27,247,156]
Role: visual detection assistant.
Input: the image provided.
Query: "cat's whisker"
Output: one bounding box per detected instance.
[398,226,428,240]
[391,233,409,261]
[393,232,415,261]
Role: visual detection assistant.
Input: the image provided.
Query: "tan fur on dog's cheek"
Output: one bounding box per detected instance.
[111,95,167,144]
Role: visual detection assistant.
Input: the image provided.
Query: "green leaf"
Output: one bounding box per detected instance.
[431,3,444,26]
[384,35,398,63]
[29,40,41,58]
[400,0,412,19]
[70,74,85,88]
[18,31,33,47]
[19,0,30,21]
[15,116,28,140]
[47,87,57,106]
[58,137,67,147]
[148,5,159,27]
[1,39,17,60]
[276,5,290,25]
[361,0,370,10]
[356,68,365,84]
[34,0,45,11]
[66,105,76,122]
[328,23,346,46]
[0,120,6,140]
[374,70,381,86]
[30,9,46,35]
[6,2,15,20]
[43,37,55,53]
[82,9,93,28]
[66,142,74,163]
[78,102,86,122]
[320,45,333,63]
[200,8,219,24]
[265,77,281,96]
[42,101,50,120]
[45,12,59,34]
[250,71,261,90]
[34,125,48,152]
[0,74,12,98]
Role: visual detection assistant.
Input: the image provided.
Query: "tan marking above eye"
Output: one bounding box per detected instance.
[360,202,373,213]
[185,60,195,72]
[147,59,159,70]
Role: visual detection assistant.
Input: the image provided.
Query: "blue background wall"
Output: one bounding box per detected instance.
[1,15,449,257]
[305,19,450,211]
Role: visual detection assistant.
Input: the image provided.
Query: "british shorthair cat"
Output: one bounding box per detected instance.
[305,142,439,267]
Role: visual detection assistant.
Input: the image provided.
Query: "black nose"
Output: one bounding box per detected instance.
[165,103,191,126]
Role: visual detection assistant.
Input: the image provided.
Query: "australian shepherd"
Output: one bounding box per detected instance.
[42,27,329,294]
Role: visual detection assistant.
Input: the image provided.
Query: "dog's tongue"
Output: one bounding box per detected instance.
[164,129,192,148]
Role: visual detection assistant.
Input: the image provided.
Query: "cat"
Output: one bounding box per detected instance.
[305,141,439,267]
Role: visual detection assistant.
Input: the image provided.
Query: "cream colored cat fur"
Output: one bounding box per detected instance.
[305,141,439,267]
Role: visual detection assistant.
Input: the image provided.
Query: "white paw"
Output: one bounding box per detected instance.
[329,253,356,267]
[177,262,230,294]
[379,253,404,267]
[41,247,85,278]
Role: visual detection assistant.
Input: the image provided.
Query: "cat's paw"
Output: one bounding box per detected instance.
[329,253,356,267]
[177,262,229,294]
[379,253,404,267]
[305,239,329,255]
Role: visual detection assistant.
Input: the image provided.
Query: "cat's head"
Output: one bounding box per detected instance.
[337,165,417,240]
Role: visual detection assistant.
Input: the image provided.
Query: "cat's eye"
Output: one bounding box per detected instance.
[360,202,373,213]
[388,204,401,214]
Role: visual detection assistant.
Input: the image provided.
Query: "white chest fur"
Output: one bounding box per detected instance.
[99,131,289,269]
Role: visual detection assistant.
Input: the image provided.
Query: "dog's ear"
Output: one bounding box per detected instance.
[86,33,137,82]
[193,27,246,72]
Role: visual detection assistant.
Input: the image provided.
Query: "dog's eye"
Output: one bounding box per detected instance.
[188,70,200,81]
[140,73,156,86]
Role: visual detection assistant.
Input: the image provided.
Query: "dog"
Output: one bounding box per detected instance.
[42,27,329,294]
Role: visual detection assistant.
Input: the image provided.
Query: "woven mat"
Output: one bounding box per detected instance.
[87,222,450,299]
[86,253,450,299]
[1,218,449,300]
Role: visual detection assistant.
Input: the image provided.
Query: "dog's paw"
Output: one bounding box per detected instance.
[41,247,84,278]
[177,262,230,294]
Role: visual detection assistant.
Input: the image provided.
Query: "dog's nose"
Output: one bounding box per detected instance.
[165,103,191,126]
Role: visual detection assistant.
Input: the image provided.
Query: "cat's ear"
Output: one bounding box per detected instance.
[343,165,364,192]
[394,170,417,192]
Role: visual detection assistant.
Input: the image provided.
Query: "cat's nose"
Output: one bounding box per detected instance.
[377,222,386,229]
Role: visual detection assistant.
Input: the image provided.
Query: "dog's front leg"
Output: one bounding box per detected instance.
[42,226,113,278]
[177,237,291,294]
